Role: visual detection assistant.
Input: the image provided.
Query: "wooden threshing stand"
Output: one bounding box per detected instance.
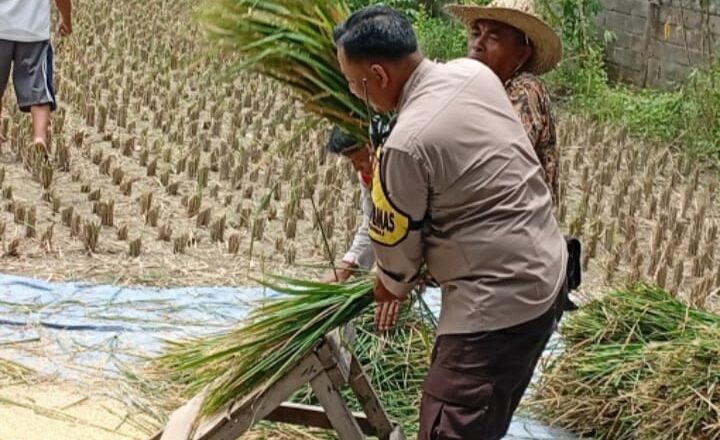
[151,330,406,440]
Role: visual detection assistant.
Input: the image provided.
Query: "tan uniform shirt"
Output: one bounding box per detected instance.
[369,58,567,335]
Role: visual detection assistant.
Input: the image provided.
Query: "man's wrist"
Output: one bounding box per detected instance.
[339,260,359,270]
[372,275,399,301]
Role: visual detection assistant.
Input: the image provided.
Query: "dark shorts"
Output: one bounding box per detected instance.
[0,39,56,112]
[418,285,567,440]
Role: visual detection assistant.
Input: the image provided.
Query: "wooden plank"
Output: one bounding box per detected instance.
[159,393,206,440]
[190,352,325,440]
[265,402,375,435]
[316,334,350,385]
[151,349,325,440]
[347,355,395,440]
[340,323,356,370]
[342,322,357,346]
[310,370,366,440]
[150,333,403,440]
[327,331,352,383]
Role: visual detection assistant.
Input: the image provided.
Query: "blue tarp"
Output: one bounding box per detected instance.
[0,273,576,439]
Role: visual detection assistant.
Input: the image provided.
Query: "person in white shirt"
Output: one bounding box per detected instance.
[320,127,375,283]
[0,0,72,155]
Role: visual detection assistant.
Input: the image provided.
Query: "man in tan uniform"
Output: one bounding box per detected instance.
[334,5,567,439]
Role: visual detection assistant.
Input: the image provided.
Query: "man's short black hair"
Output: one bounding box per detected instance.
[333,5,418,61]
[326,126,360,155]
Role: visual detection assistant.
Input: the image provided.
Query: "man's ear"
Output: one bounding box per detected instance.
[370,64,390,89]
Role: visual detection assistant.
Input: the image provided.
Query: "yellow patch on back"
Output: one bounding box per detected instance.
[369,148,409,246]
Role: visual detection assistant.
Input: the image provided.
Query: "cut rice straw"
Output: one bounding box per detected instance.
[532,283,720,440]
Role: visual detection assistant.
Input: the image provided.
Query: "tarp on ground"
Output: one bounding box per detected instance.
[0,273,576,439]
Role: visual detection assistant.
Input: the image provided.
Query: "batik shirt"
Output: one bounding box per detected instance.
[505,72,559,206]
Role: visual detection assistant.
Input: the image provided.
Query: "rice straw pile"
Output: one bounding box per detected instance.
[532,284,720,440]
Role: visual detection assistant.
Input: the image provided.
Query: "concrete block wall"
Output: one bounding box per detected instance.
[595,0,719,88]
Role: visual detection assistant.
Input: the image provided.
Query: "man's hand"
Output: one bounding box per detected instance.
[58,18,72,36]
[55,0,72,37]
[320,261,357,283]
[373,276,401,331]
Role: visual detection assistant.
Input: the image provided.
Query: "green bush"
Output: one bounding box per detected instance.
[414,9,467,60]
[540,0,720,164]
[568,64,720,163]
[344,0,468,61]
[346,0,443,18]
[344,0,720,163]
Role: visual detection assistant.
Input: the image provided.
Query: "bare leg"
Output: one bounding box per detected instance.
[30,104,51,145]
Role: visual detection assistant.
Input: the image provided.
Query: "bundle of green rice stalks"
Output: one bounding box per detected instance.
[148,275,436,434]
[198,0,369,141]
[532,284,720,440]
[149,275,374,416]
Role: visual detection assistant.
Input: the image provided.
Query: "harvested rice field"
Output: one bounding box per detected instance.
[1,0,719,439]
[0,0,718,298]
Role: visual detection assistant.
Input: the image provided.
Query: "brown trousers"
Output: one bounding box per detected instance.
[417,286,566,440]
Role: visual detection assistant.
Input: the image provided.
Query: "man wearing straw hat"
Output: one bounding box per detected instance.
[448,0,561,206]
[334,5,567,440]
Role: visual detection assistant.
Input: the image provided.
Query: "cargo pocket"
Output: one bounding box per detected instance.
[421,363,494,440]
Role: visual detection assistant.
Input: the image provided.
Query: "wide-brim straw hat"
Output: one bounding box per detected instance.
[446,0,562,75]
